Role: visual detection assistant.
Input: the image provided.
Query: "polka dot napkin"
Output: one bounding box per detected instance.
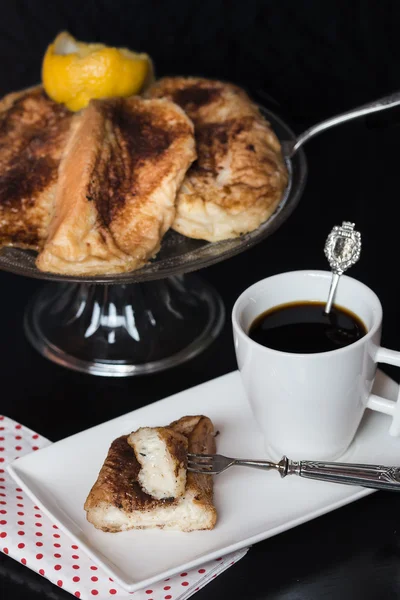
[0,415,248,600]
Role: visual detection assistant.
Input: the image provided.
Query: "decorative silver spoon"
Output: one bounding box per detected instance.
[324,222,362,314]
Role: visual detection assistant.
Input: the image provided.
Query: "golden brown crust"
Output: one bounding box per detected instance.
[147,77,288,241]
[178,416,216,527]
[84,415,216,531]
[0,86,74,250]
[36,96,196,275]
[84,435,176,518]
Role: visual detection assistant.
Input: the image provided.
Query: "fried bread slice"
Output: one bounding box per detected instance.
[84,416,216,532]
[147,77,288,241]
[0,86,74,250]
[36,96,195,275]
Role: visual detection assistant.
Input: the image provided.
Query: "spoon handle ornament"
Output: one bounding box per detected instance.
[324,222,361,314]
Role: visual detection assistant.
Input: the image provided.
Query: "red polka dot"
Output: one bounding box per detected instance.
[35,532,42,537]
[110,590,117,595]
[39,569,45,576]
[73,565,80,570]
[146,591,153,595]
[3,547,8,554]
[15,446,22,451]
[17,504,24,508]
[0,510,5,514]
[164,586,171,590]
[36,554,43,560]
[216,557,222,561]
[0,520,6,525]
[0,500,6,503]
[90,566,98,571]
[91,590,98,596]
[195,588,199,592]
[57,580,63,587]
[34,506,40,510]
[73,576,80,583]
[54,565,62,571]
[17,531,24,536]
[54,553,61,559]
[17,521,25,526]
[181,581,189,586]
[165,596,172,600]
[52,524,58,529]
[54,543,61,548]
[21,558,27,565]
[72,544,79,549]
[212,574,217,578]
[180,572,187,576]
[91,576,98,582]
[17,512,24,516]
[35,522,42,527]
[53,534,60,538]
[36,542,43,547]
[0,459,4,464]
[33,447,39,451]
[75,593,81,598]
[16,496,23,500]
[198,568,206,573]
[15,424,22,429]
[35,514,41,518]
[18,543,25,549]
[32,434,39,439]
[72,554,79,559]
[15,436,21,440]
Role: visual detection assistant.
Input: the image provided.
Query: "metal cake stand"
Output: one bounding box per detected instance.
[0,107,307,376]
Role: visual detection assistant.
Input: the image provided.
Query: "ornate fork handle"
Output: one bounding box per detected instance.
[286,459,400,491]
[230,457,400,490]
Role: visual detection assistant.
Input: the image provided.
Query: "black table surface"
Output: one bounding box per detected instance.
[3,3,400,599]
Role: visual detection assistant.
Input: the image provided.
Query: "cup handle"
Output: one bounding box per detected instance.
[367,347,400,436]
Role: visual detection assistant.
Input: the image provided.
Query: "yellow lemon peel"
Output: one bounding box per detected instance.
[42,31,154,112]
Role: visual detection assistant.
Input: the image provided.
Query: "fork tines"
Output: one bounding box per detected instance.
[187,453,216,474]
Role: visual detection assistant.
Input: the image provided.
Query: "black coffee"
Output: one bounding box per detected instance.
[249,301,367,354]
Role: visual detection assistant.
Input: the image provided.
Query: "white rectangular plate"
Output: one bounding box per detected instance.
[8,369,400,592]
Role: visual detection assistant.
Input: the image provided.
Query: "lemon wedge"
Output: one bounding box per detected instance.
[42,31,154,112]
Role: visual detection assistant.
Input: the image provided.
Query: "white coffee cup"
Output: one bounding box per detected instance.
[232,270,400,461]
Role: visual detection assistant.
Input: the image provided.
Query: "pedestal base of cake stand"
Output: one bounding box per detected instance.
[24,274,225,377]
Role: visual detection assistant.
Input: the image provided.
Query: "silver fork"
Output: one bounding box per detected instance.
[187,453,400,492]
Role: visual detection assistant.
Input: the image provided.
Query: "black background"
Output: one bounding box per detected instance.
[2,2,400,599]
